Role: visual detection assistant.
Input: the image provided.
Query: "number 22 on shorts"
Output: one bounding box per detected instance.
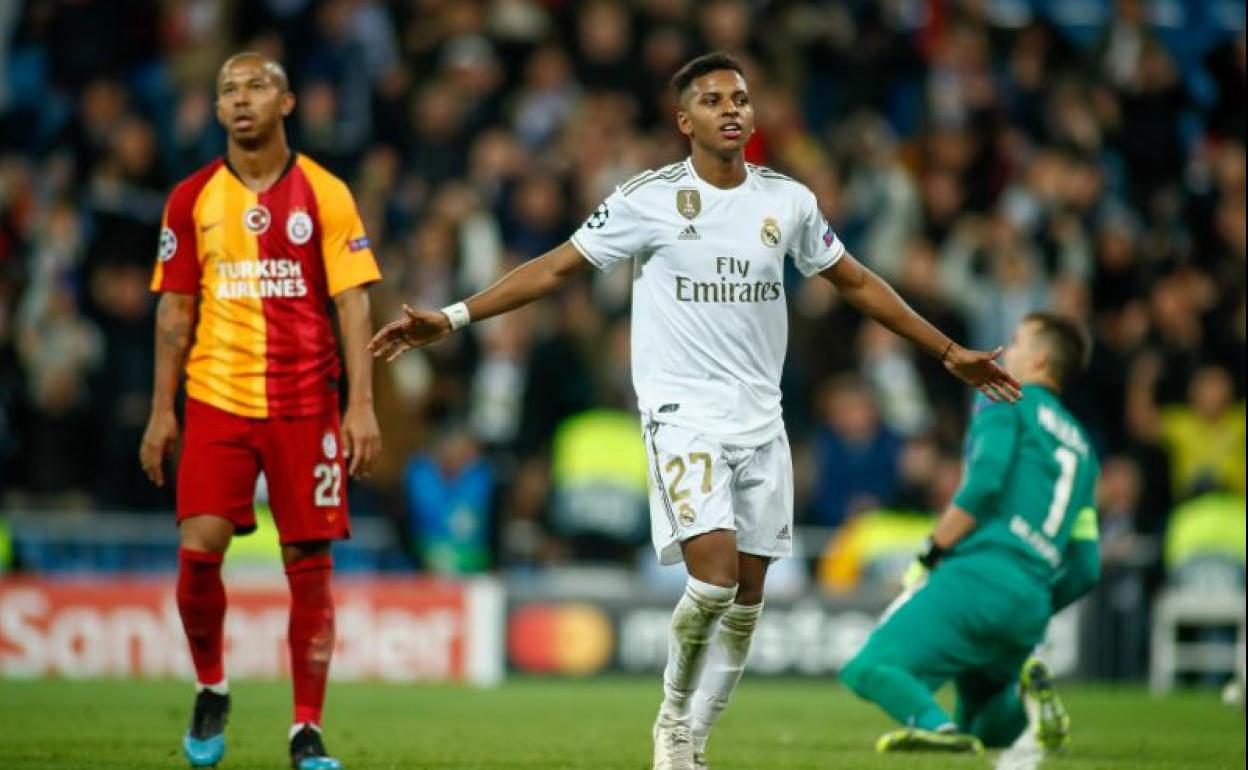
[313,463,342,508]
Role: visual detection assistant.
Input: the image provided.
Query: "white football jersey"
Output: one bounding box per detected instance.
[571,158,845,445]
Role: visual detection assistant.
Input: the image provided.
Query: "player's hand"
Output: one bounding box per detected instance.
[943,345,1023,403]
[139,409,180,487]
[367,304,453,362]
[342,402,382,479]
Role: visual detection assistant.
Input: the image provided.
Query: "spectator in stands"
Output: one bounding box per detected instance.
[89,262,162,510]
[1164,484,1247,590]
[939,215,1050,351]
[403,425,494,575]
[810,376,902,530]
[1128,356,1246,499]
[14,277,101,499]
[548,408,649,563]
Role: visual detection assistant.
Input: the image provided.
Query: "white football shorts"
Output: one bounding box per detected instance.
[642,420,794,566]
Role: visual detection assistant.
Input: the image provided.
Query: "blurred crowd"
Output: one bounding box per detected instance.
[0,0,1243,592]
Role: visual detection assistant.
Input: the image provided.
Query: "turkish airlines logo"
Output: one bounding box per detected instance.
[243,205,271,234]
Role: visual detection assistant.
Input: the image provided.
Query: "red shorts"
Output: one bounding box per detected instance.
[177,398,350,544]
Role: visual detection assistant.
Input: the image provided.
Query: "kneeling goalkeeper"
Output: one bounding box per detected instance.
[841,312,1103,756]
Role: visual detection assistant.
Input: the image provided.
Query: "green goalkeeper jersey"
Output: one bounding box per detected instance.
[947,384,1101,594]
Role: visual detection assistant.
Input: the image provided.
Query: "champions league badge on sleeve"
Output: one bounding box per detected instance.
[585,202,610,230]
[158,228,177,262]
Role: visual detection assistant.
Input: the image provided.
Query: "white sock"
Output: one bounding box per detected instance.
[289,722,322,740]
[196,678,229,695]
[661,577,737,719]
[691,601,763,753]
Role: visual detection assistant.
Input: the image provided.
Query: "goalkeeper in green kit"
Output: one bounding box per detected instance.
[841,312,1102,756]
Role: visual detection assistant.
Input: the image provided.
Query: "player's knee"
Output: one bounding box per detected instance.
[179,515,234,554]
[839,653,872,695]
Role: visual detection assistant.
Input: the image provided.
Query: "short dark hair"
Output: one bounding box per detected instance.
[1024,312,1091,387]
[670,52,745,101]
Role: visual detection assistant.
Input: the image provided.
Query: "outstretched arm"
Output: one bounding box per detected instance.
[820,252,1022,402]
[369,240,592,362]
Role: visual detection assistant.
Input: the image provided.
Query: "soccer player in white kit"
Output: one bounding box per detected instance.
[370,53,1021,770]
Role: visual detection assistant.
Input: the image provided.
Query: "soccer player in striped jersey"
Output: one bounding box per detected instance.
[140,53,382,770]
[369,52,1020,770]
[841,314,1101,759]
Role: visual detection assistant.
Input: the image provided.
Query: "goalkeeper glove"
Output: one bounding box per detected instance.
[902,537,949,590]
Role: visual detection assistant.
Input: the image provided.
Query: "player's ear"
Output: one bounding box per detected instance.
[1033,347,1052,378]
[280,90,296,118]
[214,94,229,128]
[676,108,693,139]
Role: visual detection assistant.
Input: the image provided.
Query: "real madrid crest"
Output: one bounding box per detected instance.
[761,217,781,247]
[287,209,313,245]
[243,205,271,234]
[679,503,696,527]
[676,188,701,220]
[322,431,338,460]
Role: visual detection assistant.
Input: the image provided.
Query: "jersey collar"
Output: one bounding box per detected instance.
[683,157,752,193]
[222,150,298,193]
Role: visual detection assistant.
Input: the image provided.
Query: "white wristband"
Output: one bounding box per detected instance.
[441,301,471,331]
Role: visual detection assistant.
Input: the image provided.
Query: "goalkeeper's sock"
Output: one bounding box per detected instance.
[286,554,336,726]
[660,577,737,718]
[917,706,955,732]
[177,548,227,686]
[691,600,763,753]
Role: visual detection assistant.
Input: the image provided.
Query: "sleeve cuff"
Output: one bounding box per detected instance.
[799,235,845,277]
[329,271,381,297]
[568,234,610,270]
[951,492,985,521]
[151,281,200,295]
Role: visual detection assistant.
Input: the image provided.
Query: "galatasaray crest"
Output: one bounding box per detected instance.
[287,210,314,245]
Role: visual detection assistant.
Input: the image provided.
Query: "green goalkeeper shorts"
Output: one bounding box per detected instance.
[854,556,1052,685]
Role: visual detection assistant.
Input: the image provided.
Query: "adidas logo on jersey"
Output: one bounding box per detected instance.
[678,224,700,240]
[776,524,791,540]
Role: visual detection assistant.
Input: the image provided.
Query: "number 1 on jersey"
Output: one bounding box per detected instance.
[1043,447,1078,537]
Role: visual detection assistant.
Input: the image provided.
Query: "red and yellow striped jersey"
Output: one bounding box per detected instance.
[151,154,381,419]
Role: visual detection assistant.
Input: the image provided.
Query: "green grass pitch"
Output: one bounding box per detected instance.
[0,677,1243,769]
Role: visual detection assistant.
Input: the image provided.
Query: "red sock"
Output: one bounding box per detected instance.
[176,548,227,685]
[286,554,335,726]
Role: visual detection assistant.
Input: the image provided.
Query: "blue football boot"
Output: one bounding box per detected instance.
[290,724,342,770]
[182,690,229,767]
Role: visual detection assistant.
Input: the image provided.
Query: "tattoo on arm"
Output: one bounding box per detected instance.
[159,322,191,350]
